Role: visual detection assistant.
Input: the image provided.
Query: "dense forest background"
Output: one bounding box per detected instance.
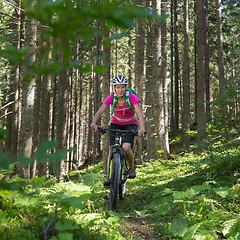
[0,0,239,179]
[0,0,240,239]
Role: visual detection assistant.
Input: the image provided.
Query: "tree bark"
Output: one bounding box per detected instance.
[204,0,210,116]
[160,0,170,155]
[182,0,191,150]
[19,16,37,179]
[145,0,156,160]
[173,0,179,130]
[152,0,161,154]
[57,56,68,182]
[170,0,174,130]
[196,0,207,141]
[216,0,225,92]
[6,0,22,164]
[135,0,145,163]
[102,30,111,174]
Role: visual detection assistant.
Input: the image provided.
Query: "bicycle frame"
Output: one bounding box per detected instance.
[98,127,138,210]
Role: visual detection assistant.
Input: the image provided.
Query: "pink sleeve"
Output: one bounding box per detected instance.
[103,92,113,106]
[130,92,140,106]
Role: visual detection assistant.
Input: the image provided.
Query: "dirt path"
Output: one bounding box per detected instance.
[121,215,163,240]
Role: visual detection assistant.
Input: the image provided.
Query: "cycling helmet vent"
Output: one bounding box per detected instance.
[112,75,128,85]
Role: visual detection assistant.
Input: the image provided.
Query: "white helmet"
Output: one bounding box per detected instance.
[112,75,128,85]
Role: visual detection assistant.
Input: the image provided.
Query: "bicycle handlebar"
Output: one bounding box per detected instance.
[98,127,139,136]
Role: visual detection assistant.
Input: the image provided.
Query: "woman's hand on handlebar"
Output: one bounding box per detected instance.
[90,123,98,132]
[138,128,145,137]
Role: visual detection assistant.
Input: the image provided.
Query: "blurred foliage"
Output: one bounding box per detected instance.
[0,0,165,84]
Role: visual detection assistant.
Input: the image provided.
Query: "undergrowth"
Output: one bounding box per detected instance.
[0,133,240,239]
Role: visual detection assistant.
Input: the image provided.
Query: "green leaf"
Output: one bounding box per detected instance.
[34,62,60,75]
[0,210,7,224]
[192,185,211,194]
[155,201,171,216]
[0,152,11,169]
[135,210,146,217]
[222,218,240,238]
[14,196,39,206]
[106,216,120,224]
[2,45,28,65]
[58,194,90,209]
[0,128,8,141]
[80,64,92,73]
[75,213,103,228]
[170,217,188,237]
[36,140,58,163]
[58,232,73,240]
[183,221,213,239]
[55,220,78,231]
[29,175,47,185]
[173,188,196,202]
[212,187,230,198]
[94,65,107,74]
[56,181,91,193]
[16,155,34,166]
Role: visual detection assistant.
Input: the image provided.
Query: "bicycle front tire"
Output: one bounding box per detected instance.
[109,152,121,210]
[119,158,127,199]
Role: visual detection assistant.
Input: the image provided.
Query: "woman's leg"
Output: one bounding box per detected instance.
[123,143,134,168]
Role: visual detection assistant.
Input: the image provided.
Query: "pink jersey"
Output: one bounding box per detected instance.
[103,92,140,125]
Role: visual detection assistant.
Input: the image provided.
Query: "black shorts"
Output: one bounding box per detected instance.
[109,123,138,146]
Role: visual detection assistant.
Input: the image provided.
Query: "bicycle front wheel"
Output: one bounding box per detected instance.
[119,158,127,199]
[109,152,121,210]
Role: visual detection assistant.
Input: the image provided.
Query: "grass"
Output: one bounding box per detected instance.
[0,134,240,239]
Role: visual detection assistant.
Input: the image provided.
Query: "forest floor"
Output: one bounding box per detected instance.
[1,135,239,239]
[92,135,240,239]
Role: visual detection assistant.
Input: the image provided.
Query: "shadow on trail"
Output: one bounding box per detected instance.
[115,152,240,239]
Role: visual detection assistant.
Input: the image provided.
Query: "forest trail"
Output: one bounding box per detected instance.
[120,214,161,240]
[100,162,168,240]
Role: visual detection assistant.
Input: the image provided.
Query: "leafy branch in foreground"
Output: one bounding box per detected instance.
[0,166,122,239]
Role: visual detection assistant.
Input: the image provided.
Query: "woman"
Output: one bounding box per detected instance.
[90,75,145,186]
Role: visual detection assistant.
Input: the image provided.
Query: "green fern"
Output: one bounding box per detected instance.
[183,221,218,239]
[170,216,188,237]
[222,218,240,238]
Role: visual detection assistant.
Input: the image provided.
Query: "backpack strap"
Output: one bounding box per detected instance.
[111,90,137,122]
[112,112,137,122]
[111,92,118,115]
[125,90,134,111]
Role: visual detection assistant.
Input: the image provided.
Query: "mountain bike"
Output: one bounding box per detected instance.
[98,127,138,210]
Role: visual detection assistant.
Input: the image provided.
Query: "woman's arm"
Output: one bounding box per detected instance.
[134,103,145,136]
[90,104,108,131]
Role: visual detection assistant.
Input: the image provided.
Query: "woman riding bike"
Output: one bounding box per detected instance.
[90,75,145,186]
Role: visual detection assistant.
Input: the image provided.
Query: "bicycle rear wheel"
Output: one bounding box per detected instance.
[109,153,121,210]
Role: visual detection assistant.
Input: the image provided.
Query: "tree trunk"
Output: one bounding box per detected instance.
[57,57,68,182]
[216,0,225,92]
[6,0,22,164]
[204,0,210,116]
[135,0,145,163]
[145,1,156,160]
[93,27,102,161]
[87,74,93,161]
[19,16,37,179]
[160,0,170,155]
[152,0,161,154]
[173,0,179,130]
[182,0,191,151]
[196,0,207,141]
[170,0,174,130]
[102,31,111,174]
